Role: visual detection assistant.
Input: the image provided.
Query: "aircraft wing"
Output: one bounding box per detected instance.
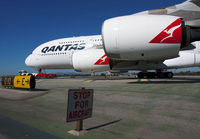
[136,0,200,27]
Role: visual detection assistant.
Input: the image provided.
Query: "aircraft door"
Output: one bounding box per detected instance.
[68,51,74,66]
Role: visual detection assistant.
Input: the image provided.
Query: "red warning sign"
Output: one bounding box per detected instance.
[67,89,93,122]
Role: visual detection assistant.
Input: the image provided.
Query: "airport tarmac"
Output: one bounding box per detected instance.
[0,75,200,139]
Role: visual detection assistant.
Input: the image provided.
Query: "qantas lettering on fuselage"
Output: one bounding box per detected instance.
[41,43,86,53]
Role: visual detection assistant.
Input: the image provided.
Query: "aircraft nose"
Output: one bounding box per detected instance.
[25,54,32,67]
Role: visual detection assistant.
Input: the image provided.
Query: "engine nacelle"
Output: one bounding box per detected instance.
[72,49,110,73]
[102,15,186,61]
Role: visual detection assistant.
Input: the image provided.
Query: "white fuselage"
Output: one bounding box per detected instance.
[25,35,103,70]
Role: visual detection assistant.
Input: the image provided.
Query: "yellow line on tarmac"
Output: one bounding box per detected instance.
[36,80,43,83]
[138,79,150,82]
[85,80,95,83]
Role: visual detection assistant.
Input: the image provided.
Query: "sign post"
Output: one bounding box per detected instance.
[67,88,93,135]
[76,120,83,131]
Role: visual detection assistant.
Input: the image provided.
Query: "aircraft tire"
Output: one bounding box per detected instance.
[166,72,173,78]
[147,72,156,79]
[137,72,144,79]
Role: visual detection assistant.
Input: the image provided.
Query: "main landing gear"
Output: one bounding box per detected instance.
[38,69,42,74]
[137,72,173,79]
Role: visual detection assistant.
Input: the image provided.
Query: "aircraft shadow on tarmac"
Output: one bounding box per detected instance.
[10,88,49,92]
[30,89,48,92]
[87,77,136,80]
[86,119,121,131]
[128,77,200,84]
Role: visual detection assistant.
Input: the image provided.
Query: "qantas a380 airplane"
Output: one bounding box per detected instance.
[25,0,200,78]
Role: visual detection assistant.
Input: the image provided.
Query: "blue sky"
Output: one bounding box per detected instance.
[0,0,192,75]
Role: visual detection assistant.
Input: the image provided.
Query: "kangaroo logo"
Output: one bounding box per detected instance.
[94,54,109,65]
[161,24,181,42]
[149,18,182,44]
